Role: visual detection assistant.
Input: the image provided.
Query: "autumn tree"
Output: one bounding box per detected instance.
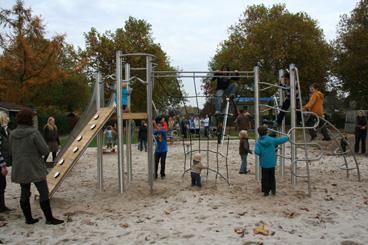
[0,0,90,113]
[0,0,65,103]
[333,0,368,108]
[203,4,332,101]
[81,17,183,113]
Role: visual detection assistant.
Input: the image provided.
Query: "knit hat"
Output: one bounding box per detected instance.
[193,153,201,162]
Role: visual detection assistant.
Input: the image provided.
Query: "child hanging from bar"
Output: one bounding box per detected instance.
[114,81,129,112]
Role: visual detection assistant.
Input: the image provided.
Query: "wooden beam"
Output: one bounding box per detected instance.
[122,112,147,120]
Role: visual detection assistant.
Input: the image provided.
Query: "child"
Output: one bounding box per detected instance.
[239,130,252,174]
[154,122,168,179]
[138,120,148,152]
[114,82,129,112]
[255,125,289,196]
[190,153,207,187]
[104,126,114,149]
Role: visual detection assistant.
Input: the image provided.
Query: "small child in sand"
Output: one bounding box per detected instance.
[104,126,114,149]
[239,130,252,174]
[255,125,289,196]
[190,153,207,187]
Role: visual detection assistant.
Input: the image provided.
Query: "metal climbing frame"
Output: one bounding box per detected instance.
[153,69,256,186]
[254,64,361,196]
[115,52,155,193]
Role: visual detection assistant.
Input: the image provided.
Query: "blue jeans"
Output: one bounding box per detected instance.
[239,153,248,173]
[191,172,201,187]
[215,84,237,112]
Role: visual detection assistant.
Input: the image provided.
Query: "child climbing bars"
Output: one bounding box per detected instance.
[190,153,207,187]
[255,125,289,196]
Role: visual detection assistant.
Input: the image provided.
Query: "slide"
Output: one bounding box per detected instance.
[47,106,115,198]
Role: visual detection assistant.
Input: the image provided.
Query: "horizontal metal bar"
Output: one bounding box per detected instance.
[153,70,254,74]
[153,75,254,78]
[120,53,155,58]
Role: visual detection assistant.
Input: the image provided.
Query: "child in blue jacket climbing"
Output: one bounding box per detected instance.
[255,125,289,196]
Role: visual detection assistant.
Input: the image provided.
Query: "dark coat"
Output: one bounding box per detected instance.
[138,125,148,141]
[239,138,251,155]
[0,126,11,166]
[43,126,60,152]
[355,115,367,134]
[10,125,49,184]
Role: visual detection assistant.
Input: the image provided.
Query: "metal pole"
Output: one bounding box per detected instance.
[125,63,133,182]
[116,51,125,193]
[290,64,297,185]
[96,71,104,191]
[254,66,261,182]
[278,69,286,177]
[221,98,230,145]
[146,55,154,192]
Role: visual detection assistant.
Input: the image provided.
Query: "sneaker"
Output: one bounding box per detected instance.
[271,191,276,195]
[264,192,270,197]
[322,138,331,141]
[310,135,317,141]
[215,111,221,115]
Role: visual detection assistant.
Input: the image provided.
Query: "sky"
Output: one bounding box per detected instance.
[1,0,359,107]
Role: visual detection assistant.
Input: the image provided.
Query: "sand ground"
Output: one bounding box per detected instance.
[0,139,367,245]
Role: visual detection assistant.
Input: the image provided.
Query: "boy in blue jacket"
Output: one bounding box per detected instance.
[153,121,168,179]
[255,125,289,196]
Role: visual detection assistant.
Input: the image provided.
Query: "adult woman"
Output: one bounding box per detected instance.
[0,111,11,212]
[355,110,367,154]
[43,117,60,163]
[10,108,63,225]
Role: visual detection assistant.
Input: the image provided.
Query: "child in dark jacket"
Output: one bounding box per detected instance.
[255,126,289,196]
[239,130,252,174]
[138,120,148,152]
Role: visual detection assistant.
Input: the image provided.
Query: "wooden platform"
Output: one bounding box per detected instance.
[122,112,147,120]
[47,106,115,198]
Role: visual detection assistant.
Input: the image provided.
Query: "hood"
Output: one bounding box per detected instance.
[314,90,324,100]
[258,135,273,147]
[11,125,38,139]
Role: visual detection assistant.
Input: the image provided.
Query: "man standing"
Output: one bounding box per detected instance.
[235,109,251,132]
[202,114,210,137]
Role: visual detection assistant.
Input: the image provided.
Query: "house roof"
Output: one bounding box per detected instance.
[0,102,36,112]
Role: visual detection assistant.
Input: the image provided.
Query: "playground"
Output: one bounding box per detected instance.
[1,140,368,244]
[1,1,368,244]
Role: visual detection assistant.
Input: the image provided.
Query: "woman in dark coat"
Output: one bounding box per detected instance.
[43,116,60,163]
[355,110,367,154]
[0,111,12,212]
[10,108,63,225]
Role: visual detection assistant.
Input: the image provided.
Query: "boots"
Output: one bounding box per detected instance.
[40,200,64,225]
[0,192,11,213]
[20,200,39,224]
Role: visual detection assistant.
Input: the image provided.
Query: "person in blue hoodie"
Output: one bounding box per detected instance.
[153,121,168,179]
[255,125,289,196]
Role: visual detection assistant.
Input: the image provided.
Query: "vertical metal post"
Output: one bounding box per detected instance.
[221,98,230,145]
[116,51,125,193]
[96,71,104,191]
[290,64,297,185]
[146,55,154,192]
[254,66,261,182]
[278,69,286,177]
[125,63,133,182]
